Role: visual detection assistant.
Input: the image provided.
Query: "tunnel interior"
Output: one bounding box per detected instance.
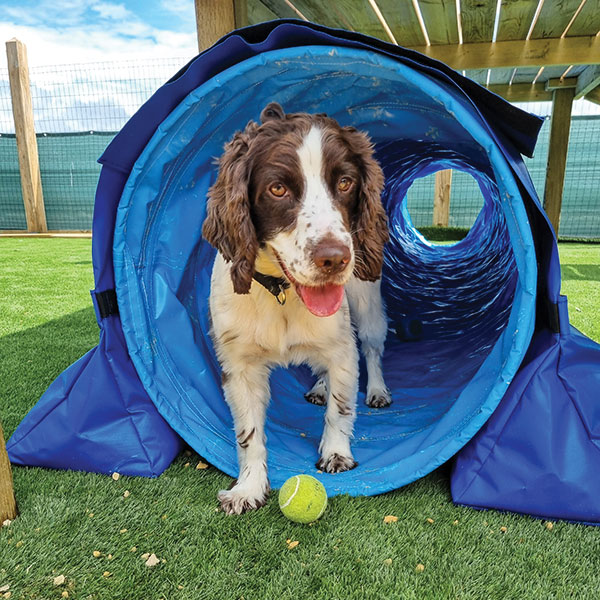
[113,46,537,496]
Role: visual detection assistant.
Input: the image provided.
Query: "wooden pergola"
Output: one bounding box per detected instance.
[196,0,600,234]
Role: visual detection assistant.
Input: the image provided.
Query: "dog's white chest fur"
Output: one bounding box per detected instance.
[210,253,351,365]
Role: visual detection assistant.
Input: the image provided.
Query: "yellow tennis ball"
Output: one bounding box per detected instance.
[278,475,328,524]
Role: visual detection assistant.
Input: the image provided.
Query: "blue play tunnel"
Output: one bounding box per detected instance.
[9,21,600,523]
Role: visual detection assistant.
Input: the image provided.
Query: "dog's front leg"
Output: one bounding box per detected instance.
[218,361,271,514]
[316,342,359,473]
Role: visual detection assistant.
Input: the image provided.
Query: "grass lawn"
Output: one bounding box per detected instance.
[1,238,600,600]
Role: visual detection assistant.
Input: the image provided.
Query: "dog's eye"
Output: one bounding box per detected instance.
[338,177,354,193]
[269,183,287,198]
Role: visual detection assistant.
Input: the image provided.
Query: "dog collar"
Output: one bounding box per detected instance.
[253,272,290,306]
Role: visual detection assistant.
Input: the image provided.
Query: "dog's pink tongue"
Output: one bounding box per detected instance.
[296,284,345,317]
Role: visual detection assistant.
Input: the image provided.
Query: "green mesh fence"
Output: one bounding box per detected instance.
[0,58,188,231]
[559,116,600,239]
[0,59,599,237]
[0,133,26,229]
[38,132,116,230]
[0,132,113,230]
[0,73,26,230]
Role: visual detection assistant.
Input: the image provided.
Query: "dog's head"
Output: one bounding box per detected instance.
[202,102,388,316]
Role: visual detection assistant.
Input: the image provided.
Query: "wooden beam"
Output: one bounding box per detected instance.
[6,39,47,234]
[543,87,575,237]
[545,77,578,90]
[233,0,248,28]
[585,86,600,105]
[575,65,600,99]
[433,169,452,227]
[0,420,18,524]
[195,0,244,52]
[408,35,600,70]
[488,82,553,102]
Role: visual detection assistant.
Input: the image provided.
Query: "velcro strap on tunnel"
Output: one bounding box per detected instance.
[92,289,119,319]
[540,297,560,334]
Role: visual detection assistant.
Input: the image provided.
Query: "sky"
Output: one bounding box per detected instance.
[0,0,202,132]
[0,0,199,68]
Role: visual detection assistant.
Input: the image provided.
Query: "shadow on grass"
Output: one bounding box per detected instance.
[561,263,600,282]
[0,307,98,437]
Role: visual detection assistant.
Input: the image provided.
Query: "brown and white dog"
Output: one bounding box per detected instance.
[202,102,390,514]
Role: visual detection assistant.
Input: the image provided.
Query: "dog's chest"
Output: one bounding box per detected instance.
[254,296,345,360]
[247,296,346,362]
[210,255,351,367]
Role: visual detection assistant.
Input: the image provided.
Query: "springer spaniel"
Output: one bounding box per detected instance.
[202,102,390,514]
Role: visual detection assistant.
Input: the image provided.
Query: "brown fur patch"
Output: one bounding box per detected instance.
[332,393,351,416]
[334,127,388,281]
[237,427,256,449]
[220,331,239,346]
[202,124,260,294]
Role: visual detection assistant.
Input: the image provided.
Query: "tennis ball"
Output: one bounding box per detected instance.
[278,475,328,523]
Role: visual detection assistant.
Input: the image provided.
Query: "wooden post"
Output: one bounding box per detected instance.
[433,169,452,227]
[194,0,247,52]
[6,38,47,233]
[543,87,575,237]
[0,420,18,524]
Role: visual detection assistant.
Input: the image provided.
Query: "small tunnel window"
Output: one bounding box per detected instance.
[405,169,485,243]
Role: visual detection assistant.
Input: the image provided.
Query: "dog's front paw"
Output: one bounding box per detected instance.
[366,387,392,408]
[218,481,270,515]
[305,378,328,406]
[316,453,357,474]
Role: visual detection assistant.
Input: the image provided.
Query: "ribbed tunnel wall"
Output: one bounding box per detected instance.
[112,46,537,496]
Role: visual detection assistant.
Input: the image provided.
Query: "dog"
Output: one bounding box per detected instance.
[202,102,390,515]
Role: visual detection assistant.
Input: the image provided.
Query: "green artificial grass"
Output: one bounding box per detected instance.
[1,238,600,600]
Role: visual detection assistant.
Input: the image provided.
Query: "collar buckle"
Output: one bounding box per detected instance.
[253,271,290,306]
[276,288,287,305]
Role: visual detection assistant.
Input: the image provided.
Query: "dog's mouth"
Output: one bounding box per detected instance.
[273,252,345,318]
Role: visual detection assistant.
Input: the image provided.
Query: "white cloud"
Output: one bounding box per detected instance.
[0,21,196,68]
[160,0,192,17]
[90,1,133,21]
[3,0,94,28]
[0,0,197,68]
[0,8,197,133]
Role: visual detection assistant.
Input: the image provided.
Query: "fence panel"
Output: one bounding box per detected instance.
[37,132,115,230]
[0,58,187,231]
[559,116,600,239]
[0,60,599,238]
[0,75,26,230]
[0,134,26,230]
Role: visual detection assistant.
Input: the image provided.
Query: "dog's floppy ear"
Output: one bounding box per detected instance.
[260,102,285,123]
[202,122,259,294]
[343,127,389,281]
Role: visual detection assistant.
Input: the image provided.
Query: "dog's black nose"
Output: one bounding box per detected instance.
[312,238,351,274]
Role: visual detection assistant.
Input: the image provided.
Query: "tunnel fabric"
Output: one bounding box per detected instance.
[111,45,536,496]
